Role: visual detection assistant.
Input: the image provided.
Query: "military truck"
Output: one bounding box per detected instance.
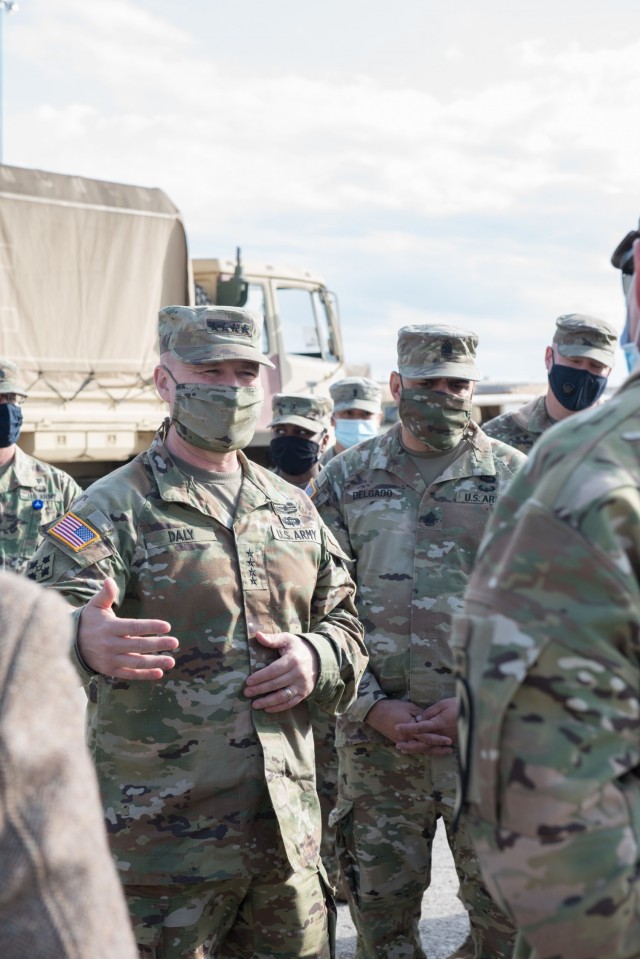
[0,164,347,482]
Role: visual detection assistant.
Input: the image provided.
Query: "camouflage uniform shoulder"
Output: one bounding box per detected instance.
[482,396,549,454]
[13,447,82,498]
[36,450,155,569]
[518,381,640,514]
[467,422,527,477]
[481,434,528,476]
[307,426,397,505]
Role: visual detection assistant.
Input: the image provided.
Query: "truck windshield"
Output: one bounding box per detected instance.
[276,286,338,362]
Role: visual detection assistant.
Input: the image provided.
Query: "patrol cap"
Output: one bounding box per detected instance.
[329,376,382,414]
[0,358,28,397]
[552,313,617,366]
[158,305,275,369]
[268,393,333,433]
[397,324,481,381]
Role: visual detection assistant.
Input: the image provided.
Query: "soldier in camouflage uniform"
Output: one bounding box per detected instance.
[320,377,383,466]
[308,325,525,959]
[0,358,81,573]
[483,314,617,453]
[29,306,367,959]
[268,390,343,892]
[451,241,640,959]
[268,393,332,488]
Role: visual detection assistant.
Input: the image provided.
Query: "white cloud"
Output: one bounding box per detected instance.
[4,0,638,384]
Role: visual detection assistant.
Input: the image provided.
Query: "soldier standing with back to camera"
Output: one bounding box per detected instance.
[451,237,640,959]
[309,324,525,959]
[483,313,617,453]
[29,305,367,959]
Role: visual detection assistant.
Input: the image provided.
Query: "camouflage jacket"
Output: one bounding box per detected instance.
[308,421,525,747]
[319,444,338,467]
[0,447,81,574]
[30,426,366,884]
[452,374,640,840]
[482,394,554,454]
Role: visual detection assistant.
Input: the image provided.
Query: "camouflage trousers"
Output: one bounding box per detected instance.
[331,744,516,959]
[125,865,336,959]
[468,813,640,959]
[310,702,341,891]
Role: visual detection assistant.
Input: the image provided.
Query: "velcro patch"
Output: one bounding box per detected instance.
[49,512,101,552]
[239,544,268,590]
[144,528,218,548]
[27,553,53,583]
[454,490,497,505]
[271,525,320,543]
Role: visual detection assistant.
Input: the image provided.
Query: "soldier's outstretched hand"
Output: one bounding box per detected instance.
[244,631,319,712]
[78,577,178,680]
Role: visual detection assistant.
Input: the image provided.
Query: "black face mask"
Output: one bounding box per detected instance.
[269,435,320,476]
[0,403,23,448]
[548,363,608,412]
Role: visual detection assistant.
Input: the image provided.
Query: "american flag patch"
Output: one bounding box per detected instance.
[49,512,100,552]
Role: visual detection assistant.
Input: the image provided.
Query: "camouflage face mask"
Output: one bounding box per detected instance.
[171,382,264,452]
[399,387,472,451]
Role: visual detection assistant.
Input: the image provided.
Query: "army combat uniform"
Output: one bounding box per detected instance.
[452,371,640,959]
[483,394,554,454]
[484,313,618,455]
[267,391,344,890]
[309,419,525,958]
[0,446,81,573]
[31,423,367,958]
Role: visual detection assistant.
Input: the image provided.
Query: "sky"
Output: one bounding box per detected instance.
[3,0,640,386]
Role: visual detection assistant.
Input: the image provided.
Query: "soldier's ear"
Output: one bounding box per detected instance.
[544,346,554,373]
[389,371,402,404]
[154,364,173,404]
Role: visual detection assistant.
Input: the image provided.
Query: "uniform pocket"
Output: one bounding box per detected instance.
[329,797,360,907]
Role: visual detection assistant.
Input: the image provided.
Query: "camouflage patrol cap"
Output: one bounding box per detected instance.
[0,358,27,397]
[397,324,481,381]
[329,376,382,413]
[268,393,333,433]
[158,305,275,368]
[552,313,617,366]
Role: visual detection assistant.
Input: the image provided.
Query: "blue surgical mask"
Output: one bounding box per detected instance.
[335,418,378,449]
[622,343,640,374]
[0,403,22,448]
[548,364,607,412]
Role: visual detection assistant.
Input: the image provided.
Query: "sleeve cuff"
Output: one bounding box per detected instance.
[69,606,96,682]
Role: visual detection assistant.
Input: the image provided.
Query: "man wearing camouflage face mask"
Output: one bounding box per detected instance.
[29,305,367,959]
[308,324,525,959]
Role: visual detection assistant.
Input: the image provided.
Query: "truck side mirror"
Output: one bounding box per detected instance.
[216,247,249,307]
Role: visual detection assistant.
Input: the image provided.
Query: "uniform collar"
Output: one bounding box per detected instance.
[3,446,39,489]
[369,421,500,487]
[147,422,288,518]
[511,394,554,434]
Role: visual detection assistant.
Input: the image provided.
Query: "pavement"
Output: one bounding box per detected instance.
[335,820,470,959]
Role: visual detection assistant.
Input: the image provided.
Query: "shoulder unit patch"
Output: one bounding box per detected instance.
[49,511,101,552]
